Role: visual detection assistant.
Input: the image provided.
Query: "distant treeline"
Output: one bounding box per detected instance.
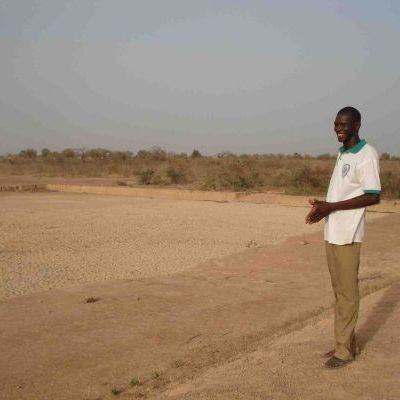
[1,147,399,197]
[7,147,344,160]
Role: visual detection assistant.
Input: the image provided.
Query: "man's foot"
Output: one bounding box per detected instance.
[323,348,360,358]
[324,356,353,369]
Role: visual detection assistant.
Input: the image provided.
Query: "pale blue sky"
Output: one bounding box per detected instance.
[1,0,399,155]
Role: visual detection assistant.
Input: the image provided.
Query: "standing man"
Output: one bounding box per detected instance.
[306,106,381,369]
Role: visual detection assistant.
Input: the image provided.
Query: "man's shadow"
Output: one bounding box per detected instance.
[357,281,400,350]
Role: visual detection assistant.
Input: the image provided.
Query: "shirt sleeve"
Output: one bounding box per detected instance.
[358,155,381,194]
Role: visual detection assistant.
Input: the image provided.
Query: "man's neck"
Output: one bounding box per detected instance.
[343,134,360,150]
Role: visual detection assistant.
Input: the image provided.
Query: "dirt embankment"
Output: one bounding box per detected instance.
[0,175,398,211]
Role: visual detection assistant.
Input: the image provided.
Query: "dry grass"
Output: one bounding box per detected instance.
[1,148,399,198]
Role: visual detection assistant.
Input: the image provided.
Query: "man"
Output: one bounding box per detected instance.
[306,106,381,369]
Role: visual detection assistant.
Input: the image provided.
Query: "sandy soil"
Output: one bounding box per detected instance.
[0,175,123,186]
[160,283,400,400]
[0,192,328,299]
[0,192,399,400]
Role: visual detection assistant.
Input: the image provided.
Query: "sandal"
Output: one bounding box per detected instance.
[325,356,353,369]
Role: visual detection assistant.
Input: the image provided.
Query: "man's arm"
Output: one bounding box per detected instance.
[305,193,380,225]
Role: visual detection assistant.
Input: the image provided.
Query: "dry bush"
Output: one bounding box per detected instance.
[166,164,188,184]
[1,148,399,198]
[287,165,331,195]
[201,156,263,191]
[135,168,155,185]
[380,171,400,198]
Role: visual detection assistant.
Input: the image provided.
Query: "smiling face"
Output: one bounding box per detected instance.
[334,112,361,147]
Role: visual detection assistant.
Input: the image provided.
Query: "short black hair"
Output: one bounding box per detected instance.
[337,106,361,123]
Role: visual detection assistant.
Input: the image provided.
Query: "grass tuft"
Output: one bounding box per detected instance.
[130,378,142,387]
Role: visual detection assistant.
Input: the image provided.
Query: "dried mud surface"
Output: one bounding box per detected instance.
[0,192,328,299]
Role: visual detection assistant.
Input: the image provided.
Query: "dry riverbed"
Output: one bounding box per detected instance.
[0,192,332,299]
[1,191,398,400]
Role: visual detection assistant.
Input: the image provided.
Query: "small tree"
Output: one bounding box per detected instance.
[292,152,303,159]
[41,148,50,158]
[19,149,37,158]
[62,148,76,158]
[317,153,332,160]
[190,149,202,158]
[150,146,167,161]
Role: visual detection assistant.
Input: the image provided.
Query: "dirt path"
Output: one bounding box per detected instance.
[1,213,399,400]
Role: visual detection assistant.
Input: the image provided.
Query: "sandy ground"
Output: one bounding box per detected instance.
[0,192,328,299]
[160,283,400,400]
[0,194,400,400]
[0,191,399,400]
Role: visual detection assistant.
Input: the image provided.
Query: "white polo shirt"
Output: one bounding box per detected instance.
[324,139,381,245]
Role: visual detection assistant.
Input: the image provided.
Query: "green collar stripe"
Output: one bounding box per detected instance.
[339,139,367,154]
[364,190,382,194]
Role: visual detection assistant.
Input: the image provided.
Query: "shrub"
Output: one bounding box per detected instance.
[41,148,51,158]
[190,149,202,158]
[166,166,187,184]
[289,166,330,194]
[61,149,76,158]
[152,174,168,185]
[317,153,333,160]
[381,171,400,198]
[112,151,133,161]
[87,148,111,159]
[19,149,37,158]
[136,147,168,161]
[291,152,303,159]
[202,158,262,191]
[135,169,155,184]
[225,175,254,191]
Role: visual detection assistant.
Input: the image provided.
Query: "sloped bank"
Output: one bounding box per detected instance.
[45,183,399,212]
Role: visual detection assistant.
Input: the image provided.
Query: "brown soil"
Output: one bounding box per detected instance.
[0,192,399,400]
[0,192,327,299]
[161,283,400,400]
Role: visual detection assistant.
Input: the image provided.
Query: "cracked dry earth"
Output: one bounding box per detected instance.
[0,192,399,400]
[0,192,325,299]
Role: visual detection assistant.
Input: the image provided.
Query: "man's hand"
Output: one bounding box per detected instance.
[305,198,333,224]
[305,193,380,225]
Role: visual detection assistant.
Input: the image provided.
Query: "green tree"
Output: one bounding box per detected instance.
[41,148,50,158]
[190,149,202,158]
[19,149,37,158]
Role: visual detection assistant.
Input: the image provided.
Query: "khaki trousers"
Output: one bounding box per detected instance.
[325,241,361,360]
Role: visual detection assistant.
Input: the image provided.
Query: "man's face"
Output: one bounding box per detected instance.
[334,113,360,143]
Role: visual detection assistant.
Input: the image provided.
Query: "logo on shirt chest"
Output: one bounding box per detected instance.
[342,164,351,177]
